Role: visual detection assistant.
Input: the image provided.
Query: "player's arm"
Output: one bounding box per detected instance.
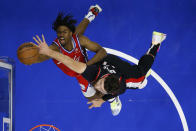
[74,4,102,35]
[47,49,86,73]
[87,98,105,109]
[33,35,87,74]
[79,35,107,65]
[34,43,59,63]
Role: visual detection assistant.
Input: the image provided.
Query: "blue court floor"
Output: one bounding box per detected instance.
[0,0,196,130]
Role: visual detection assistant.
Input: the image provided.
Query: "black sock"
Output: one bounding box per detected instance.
[147,43,160,57]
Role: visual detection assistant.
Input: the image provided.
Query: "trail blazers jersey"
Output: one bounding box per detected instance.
[82,54,152,100]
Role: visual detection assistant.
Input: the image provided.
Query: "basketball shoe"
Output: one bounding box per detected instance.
[85,4,102,22]
[147,31,167,55]
[108,96,122,116]
[152,31,167,45]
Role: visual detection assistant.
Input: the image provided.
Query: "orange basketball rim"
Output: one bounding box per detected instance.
[29,124,60,131]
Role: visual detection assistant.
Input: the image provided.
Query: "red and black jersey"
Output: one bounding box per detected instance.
[52,34,88,77]
[82,54,154,100]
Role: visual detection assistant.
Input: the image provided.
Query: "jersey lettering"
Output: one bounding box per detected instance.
[74,56,80,62]
[102,61,116,74]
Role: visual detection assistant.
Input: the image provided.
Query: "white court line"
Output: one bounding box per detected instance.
[104,47,189,131]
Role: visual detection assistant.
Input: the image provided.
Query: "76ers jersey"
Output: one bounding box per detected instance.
[52,34,88,77]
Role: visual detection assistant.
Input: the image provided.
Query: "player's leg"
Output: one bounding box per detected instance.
[75,4,102,35]
[137,31,166,76]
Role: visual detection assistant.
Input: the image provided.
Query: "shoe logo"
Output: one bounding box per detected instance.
[88,14,94,19]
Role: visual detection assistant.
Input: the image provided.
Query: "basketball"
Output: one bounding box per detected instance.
[17,42,39,65]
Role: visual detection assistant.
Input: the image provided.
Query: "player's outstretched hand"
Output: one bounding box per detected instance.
[87,98,105,109]
[33,34,50,56]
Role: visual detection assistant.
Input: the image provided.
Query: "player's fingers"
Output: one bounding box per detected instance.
[30,42,38,47]
[88,104,94,109]
[42,34,46,43]
[87,101,92,104]
[36,35,42,43]
[33,37,40,45]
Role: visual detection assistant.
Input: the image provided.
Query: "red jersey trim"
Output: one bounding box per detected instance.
[119,76,122,83]
[101,74,111,79]
[125,76,145,83]
[53,37,76,53]
[52,41,60,47]
[92,67,101,82]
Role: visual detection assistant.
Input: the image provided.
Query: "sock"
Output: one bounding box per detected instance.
[85,11,95,22]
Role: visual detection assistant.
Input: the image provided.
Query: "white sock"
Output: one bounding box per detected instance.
[85,12,95,22]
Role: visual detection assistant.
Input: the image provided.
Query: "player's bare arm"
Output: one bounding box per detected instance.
[87,98,105,109]
[79,35,107,65]
[33,4,102,64]
[33,34,87,74]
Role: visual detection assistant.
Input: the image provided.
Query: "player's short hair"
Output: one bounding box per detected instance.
[52,12,77,33]
[104,74,121,94]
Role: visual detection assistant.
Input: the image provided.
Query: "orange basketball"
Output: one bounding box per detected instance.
[17,42,39,65]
